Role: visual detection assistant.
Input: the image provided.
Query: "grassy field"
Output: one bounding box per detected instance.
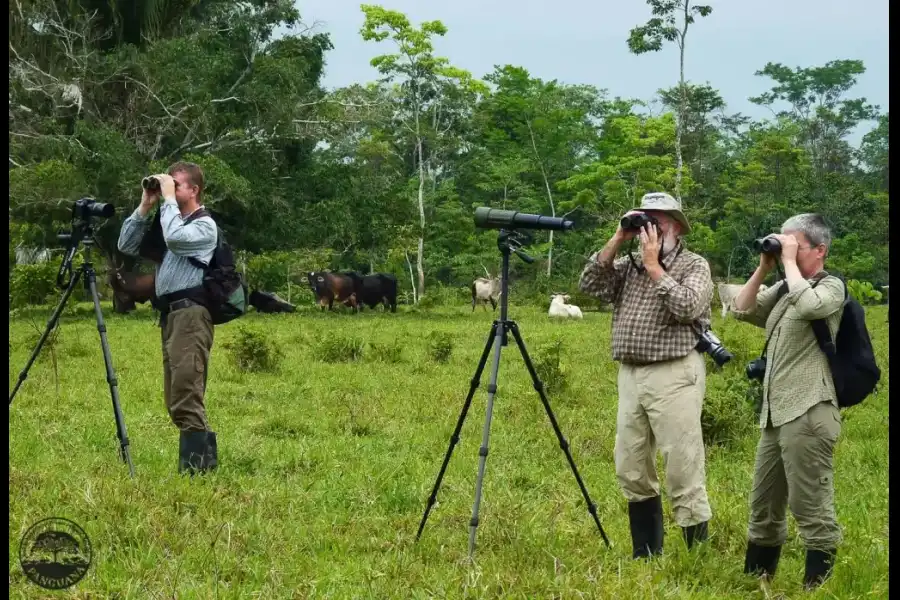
[8,300,889,599]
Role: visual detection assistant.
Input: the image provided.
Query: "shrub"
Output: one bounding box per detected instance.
[316,335,365,363]
[847,279,883,306]
[533,340,567,395]
[368,341,403,363]
[223,326,284,373]
[427,331,454,363]
[10,262,59,309]
[701,367,757,448]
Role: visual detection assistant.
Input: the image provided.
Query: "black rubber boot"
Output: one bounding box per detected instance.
[803,548,837,589]
[628,496,664,559]
[744,541,783,579]
[205,431,218,472]
[682,521,709,549]
[179,430,212,475]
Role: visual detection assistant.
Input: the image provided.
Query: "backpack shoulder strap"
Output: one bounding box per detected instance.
[184,207,216,270]
[809,272,846,357]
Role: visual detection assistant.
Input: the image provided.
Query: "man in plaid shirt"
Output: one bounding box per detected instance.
[579,192,714,559]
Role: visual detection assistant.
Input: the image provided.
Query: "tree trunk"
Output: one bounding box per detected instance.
[405,250,417,305]
[416,137,426,300]
[527,120,555,277]
[676,0,690,204]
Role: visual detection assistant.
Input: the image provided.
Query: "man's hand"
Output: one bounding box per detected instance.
[640,222,662,270]
[758,250,777,273]
[154,173,176,200]
[773,233,799,263]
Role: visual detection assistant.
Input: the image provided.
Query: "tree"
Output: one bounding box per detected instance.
[750,60,879,177]
[360,4,486,300]
[627,0,713,204]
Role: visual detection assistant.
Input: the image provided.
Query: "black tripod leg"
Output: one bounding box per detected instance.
[467,319,506,558]
[85,268,135,478]
[417,321,498,541]
[9,269,83,406]
[508,322,611,548]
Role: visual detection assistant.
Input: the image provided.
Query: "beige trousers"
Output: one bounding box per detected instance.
[615,350,712,527]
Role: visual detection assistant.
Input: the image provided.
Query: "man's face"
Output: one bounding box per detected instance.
[643,210,680,250]
[783,229,826,276]
[172,171,198,206]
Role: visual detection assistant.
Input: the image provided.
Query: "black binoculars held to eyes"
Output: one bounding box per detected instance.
[142,176,162,192]
[753,236,782,255]
[620,212,659,232]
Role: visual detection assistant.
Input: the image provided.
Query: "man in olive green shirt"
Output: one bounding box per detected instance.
[729,213,844,590]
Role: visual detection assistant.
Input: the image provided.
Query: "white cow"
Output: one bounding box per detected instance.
[471,277,501,311]
[549,294,583,319]
[717,282,768,319]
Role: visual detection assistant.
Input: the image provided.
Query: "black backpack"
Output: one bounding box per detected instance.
[809,276,881,409]
[183,209,249,325]
[769,274,881,408]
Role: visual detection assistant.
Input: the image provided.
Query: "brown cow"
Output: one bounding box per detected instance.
[306,271,359,311]
[107,259,155,314]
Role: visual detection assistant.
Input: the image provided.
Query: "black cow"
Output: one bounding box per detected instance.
[249,290,296,313]
[344,272,398,313]
[307,271,359,311]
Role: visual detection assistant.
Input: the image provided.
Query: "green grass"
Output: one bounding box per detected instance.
[8,301,889,599]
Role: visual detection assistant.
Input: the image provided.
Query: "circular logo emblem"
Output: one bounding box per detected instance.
[19,517,92,590]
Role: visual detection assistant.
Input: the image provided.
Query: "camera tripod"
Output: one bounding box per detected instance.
[9,223,135,478]
[416,229,610,558]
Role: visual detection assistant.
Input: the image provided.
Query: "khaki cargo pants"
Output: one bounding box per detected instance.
[748,401,843,550]
[615,350,712,527]
[161,304,214,432]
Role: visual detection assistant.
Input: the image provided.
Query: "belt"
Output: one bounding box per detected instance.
[168,298,200,312]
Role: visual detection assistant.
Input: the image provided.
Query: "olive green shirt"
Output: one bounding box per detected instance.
[729,274,845,429]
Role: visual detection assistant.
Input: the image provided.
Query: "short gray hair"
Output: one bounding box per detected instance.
[781,213,832,250]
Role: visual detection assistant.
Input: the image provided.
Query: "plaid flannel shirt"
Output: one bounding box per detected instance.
[579,240,713,364]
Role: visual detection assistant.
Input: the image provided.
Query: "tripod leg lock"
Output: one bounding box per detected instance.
[470,516,480,527]
[487,384,497,394]
[532,381,544,392]
[559,438,569,451]
[479,446,488,458]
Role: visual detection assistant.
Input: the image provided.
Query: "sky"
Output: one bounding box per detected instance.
[292,0,889,146]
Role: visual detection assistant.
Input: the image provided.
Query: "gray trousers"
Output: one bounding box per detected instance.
[748,401,843,550]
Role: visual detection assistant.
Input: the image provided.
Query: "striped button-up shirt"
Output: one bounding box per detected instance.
[579,240,713,364]
[729,274,844,428]
[117,200,217,297]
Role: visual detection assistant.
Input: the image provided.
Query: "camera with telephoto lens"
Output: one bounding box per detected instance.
[142,176,162,192]
[73,197,115,220]
[620,212,660,232]
[746,357,767,382]
[695,329,734,368]
[753,235,782,255]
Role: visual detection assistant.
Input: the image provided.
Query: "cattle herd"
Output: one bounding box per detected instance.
[105,255,786,321]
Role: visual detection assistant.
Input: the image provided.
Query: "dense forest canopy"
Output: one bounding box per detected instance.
[9,0,889,305]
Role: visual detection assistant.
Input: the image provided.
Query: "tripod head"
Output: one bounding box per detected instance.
[497,229,535,265]
[55,198,114,289]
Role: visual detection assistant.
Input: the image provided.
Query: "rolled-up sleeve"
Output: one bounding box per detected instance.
[654,257,713,323]
[117,207,151,257]
[729,282,783,328]
[160,200,217,258]
[786,276,845,320]
[579,253,629,305]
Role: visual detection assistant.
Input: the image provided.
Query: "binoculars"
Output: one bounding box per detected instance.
[620,212,659,232]
[141,176,162,192]
[753,236,781,255]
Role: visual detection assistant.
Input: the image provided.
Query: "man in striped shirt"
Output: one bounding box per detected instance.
[579,192,714,559]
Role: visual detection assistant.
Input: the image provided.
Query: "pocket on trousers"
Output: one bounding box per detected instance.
[194,354,205,374]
